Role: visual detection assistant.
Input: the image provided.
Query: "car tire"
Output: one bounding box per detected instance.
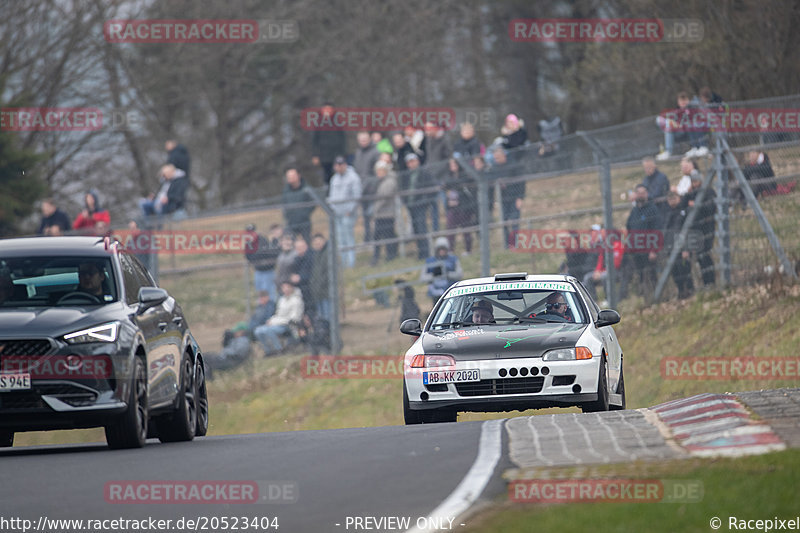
[105,357,148,449]
[0,430,14,447]
[609,366,626,411]
[195,358,209,437]
[156,354,197,443]
[582,356,610,413]
[403,379,423,425]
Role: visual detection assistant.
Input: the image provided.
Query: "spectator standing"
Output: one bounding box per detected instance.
[353,131,381,243]
[401,153,437,259]
[423,121,453,170]
[685,174,716,287]
[371,160,399,264]
[38,199,71,235]
[289,236,314,312]
[500,114,528,155]
[310,233,332,321]
[453,122,483,160]
[328,156,362,268]
[311,103,347,185]
[487,147,525,248]
[421,237,463,304]
[620,184,662,300]
[582,226,624,303]
[245,224,282,302]
[373,132,394,155]
[281,167,315,244]
[73,190,110,233]
[391,131,415,172]
[274,233,297,289]
[663,191,694,299]
[443,158,476,254]
[642,156,670,215]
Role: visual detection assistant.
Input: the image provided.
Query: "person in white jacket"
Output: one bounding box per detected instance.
[254,281,304,355]
[328,156,362,268]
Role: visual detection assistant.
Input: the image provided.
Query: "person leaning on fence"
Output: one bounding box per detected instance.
[620,184,662,301]
[443,158,476,255]
[245,223,283,302]
[421,237,463,305]
[371,160,399,265]
[281,167,315,245]
[663,191,694,299]
[254,281,304,357]
[684,173,716,288]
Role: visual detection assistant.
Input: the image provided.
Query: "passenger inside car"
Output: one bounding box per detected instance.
[469,299,495,324]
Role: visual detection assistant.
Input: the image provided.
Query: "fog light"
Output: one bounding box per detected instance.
[572,384,582,393]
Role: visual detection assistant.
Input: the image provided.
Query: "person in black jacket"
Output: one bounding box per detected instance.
[620,184,662,300]
[401,153,437,259]
[38,199,71,235]
[165,140,190,179]
[685,174,716,287]
[663,191,694,298]
[281,167,315,244]
[245,224,283,302]
[311,103,346,184]
[742,150,777,198]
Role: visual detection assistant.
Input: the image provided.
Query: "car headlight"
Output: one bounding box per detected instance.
[542,347,593,361]
[64,322,119,344]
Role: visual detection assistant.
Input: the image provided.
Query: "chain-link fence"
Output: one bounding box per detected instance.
[96,93,800,357]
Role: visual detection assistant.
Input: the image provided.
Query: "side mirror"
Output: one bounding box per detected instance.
[137,287,168,314]
[595,309,621,328]
[400,318,422,336]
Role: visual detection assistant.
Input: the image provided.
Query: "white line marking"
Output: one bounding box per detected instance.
[406,419,504,533]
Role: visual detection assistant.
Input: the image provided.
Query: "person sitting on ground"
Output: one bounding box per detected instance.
[254,281,304,356]
[742,150,777,198]
[469,299,494,325]
[421,237,463,304]
[140,164,189,217]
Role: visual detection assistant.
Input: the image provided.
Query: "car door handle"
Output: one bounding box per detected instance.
[172,316,183,324]
[158,322,168,331]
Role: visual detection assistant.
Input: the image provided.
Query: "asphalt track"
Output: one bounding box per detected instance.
[2,389,798,533]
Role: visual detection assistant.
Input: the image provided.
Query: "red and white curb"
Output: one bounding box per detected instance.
[650,393,785,457]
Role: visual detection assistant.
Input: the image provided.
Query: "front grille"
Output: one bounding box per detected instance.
[0,391,46,410]
[456,376,544,396]
[0,339,53,357]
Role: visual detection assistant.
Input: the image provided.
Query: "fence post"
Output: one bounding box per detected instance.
[577,132,616,309]
[456,157,490,277]
[394,196,406,258]
[712,133,731,286]
[304,186,342,354]
[720,137,797,280]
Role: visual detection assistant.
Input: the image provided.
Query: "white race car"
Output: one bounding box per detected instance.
[401,273,625,423]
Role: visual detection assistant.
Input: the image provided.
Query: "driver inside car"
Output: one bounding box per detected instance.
[469,299,495,324]
[77,262,105,298]
[542,291,571,321]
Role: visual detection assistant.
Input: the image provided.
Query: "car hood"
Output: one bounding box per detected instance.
[422,323,587,360]
[0,304,126,339]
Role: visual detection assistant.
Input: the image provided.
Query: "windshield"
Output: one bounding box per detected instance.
[0,256,118,307]
[429,282,586,329]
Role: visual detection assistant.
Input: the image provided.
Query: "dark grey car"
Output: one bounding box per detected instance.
[0,236,208,449]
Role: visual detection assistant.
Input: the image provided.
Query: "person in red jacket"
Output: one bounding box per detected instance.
[72,190,110,234]
[582,225,624,303]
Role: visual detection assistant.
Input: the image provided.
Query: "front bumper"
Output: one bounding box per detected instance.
[405,356,600,412]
